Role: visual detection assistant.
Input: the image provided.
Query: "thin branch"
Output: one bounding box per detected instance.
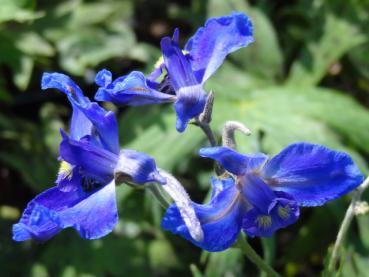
[195,119,217,147]
[237,234,281,277]
[328,176,369,272]
[195,91,217,147]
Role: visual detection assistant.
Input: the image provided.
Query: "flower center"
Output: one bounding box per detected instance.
[157,75,176,95]
[81,176,103,192]
[255,215,272,229]
[58,161,73,180]
[278,205,291,219]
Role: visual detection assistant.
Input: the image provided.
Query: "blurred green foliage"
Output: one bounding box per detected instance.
[1,0,369,276]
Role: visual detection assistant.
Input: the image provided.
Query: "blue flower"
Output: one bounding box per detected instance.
[12,72,166,242]
[161,143,364,251]
[94,12,254,132]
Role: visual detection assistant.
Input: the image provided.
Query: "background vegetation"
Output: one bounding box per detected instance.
[1,0,369,276]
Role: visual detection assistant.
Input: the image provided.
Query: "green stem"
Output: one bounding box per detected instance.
[146,183,171,209]
[196,119,217,147]
[328,175,369,273]
[237,234,281,277]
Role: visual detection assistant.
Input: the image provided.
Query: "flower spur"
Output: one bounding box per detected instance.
[13,72,202,242]
[94,12,254,132]
[161,143,363,251]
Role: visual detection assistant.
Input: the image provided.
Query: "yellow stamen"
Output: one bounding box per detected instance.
[153,50,189,69]
[256,215,272,229]
[278,205,291,219]
[58,161,73,180]
[154,56,164,69]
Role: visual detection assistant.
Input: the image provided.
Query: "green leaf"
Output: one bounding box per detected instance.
[121,105,205,171]
[349,41,369,80]
[40,103,68,155]
[0,114,58,191]
[287,14,367,86]
[38,232,151,276]
[70,1,133,26]
[207,0,250,18]
[121,64,369,177]
[15,32,55,57]
[204,249,244,277]
[14,56,33,90]
[0,0,43,23]
[0,78,12,102]
[357,215,369,250]
[209,65,369,171]
[341,251,369,277]
[57,25,135,76]
[148,239,179,271]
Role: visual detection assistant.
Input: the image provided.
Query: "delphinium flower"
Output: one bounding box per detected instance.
[161,143,364,251]
[94,12,254,132]
[12,72,202,242]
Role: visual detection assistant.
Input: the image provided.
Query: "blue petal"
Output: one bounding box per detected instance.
[69,104,93,140]
[199,147,268,176]
[95,69,112,87]
[174,84,207,132]
[115,149,166,184]
[95,71,174,106]
[160,37,199,91]
[80,102,120,154]
[239,174,276,214]
[185,12,254,82]
[42,72,120,154]
[210,176,235,199]
[56,166,82,192]
[13,182,118,241]
[242,191,299,237]
[148,63,164,82]
[59,131,118,183]
[41,72,87,104]
[161,177,244,252]
[260,143,364,206]
[13,200,62,242]
[148,28,180,82]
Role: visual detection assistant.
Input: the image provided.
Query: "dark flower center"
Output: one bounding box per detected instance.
[157,75,175,95]
[82,176,103,192]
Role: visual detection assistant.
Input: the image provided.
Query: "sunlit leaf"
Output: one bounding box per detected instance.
[15,32,55,57]
[57,25,135,76]
[204,249,244,277]
[0,0,43,23]
[287,14,367,86]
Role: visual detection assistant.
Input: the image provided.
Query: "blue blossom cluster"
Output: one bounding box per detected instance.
[13,12,363,252]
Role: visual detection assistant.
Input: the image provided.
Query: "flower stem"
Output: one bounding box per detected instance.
[237,234,281,277]
[195,91,217,147]
[328,175,369,272]
[196,120,217,147]
[146,183,171,209]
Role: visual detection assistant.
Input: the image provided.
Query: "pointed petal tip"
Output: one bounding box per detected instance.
[172,28,180,42]
[198,147,212,157]
[95,69,112,87]
[41,72,52,90]
[59,128,68,139]
[175,118,188,133]
[12,223,31,242]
